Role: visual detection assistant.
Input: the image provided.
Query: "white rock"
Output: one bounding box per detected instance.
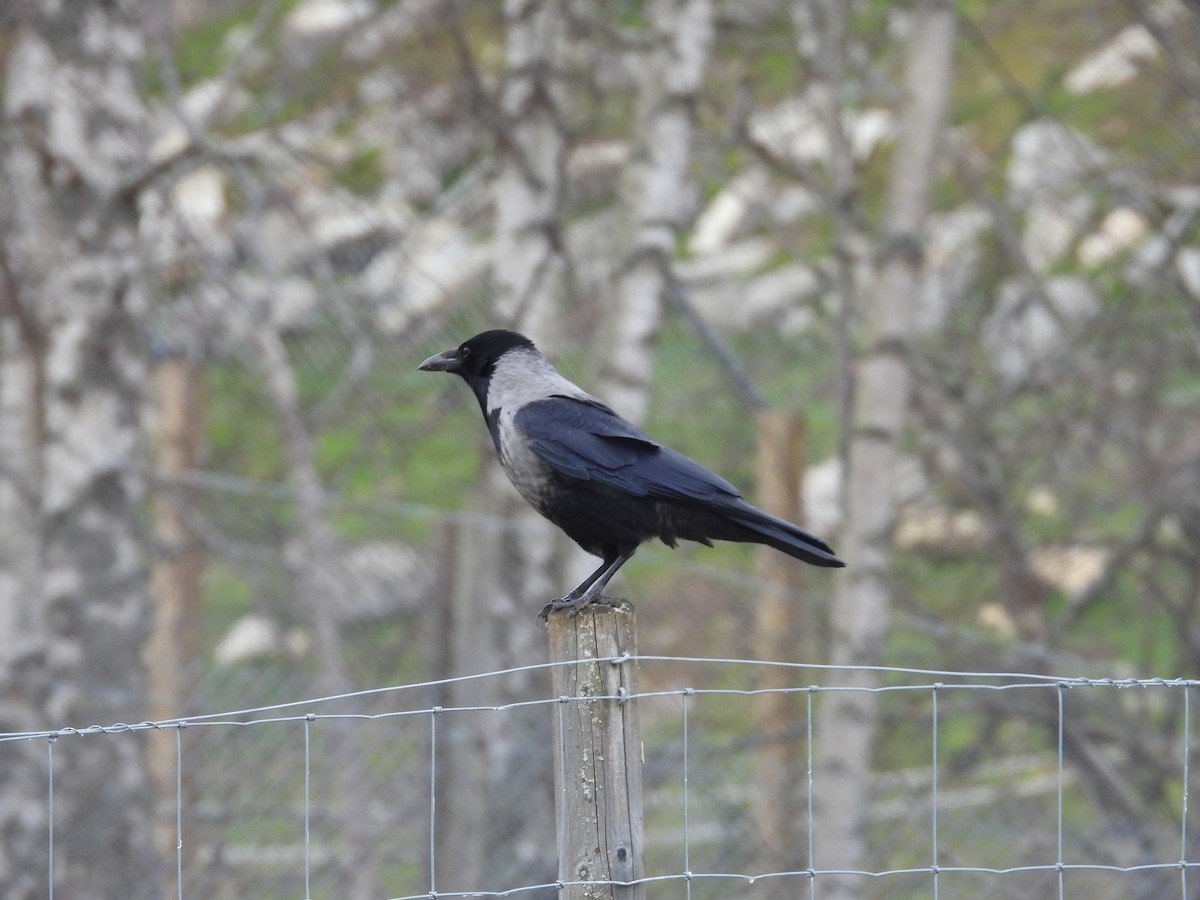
[1025,487,1060,517]
[690,169,770,255]
[1077,206,1149,267]
[848,109,895,158]
[1065,24,1159,94]
[171,166,226,230]
[1033,545,1110,596]
[976,603,1019,639]
[286,0,373,38]
[1022,196,1094,272]
[749,97,823,160]
[895,507,988,552]
[571,139,632,175]
[749,96,894,165]
[214,614,284,666]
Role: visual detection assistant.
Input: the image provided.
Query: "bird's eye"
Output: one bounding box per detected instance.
[459,345,471,356]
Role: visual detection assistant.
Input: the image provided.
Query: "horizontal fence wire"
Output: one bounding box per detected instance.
[9,658,1195,742]
[6,658,1197,899]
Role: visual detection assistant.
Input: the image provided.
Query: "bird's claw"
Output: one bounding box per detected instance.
[536,594,631,622]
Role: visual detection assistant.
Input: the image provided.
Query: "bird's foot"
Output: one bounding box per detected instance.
[537,593,631,622]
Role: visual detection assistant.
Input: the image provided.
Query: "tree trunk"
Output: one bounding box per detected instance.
[0,4,165,896]
[811,3,957,898]
[492,0,569,344]
[596,0,713,425]
[146,353,206,882]
[436,2,571,895]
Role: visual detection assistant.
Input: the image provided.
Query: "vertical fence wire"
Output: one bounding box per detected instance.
[556,694,567,892]
[304,714,313,900]
[806,687,816,900]
[1183,685,1192,899]
[175,726,184,900]
[429,707,439,897]
[1056,684,1066,900]
[682,687,692,900]
[931,683,940,900]
[47,734,55,900]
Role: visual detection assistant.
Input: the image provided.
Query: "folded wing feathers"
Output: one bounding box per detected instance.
[516,396,844,567]
[518,398,742,502]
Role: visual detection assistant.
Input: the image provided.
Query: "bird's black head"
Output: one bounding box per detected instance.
[419,329,537,390]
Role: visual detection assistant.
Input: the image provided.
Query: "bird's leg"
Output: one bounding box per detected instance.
[538,550,635,620]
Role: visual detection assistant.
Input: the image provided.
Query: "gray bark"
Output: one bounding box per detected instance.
[596,0,713,425]
[0,4,164,897]
[492,0,569,344]
[811,2,957,897]
[437,2,570,895]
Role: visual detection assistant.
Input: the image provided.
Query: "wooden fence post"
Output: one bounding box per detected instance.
[147,353,205,876]
[546,604,645,899]
[752,411,808,889]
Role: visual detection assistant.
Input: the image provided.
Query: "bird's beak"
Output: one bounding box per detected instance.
[418,347,463,373]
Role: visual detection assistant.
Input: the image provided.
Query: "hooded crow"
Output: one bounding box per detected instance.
[420,329,844,615]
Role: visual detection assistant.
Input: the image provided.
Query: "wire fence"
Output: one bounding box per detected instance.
[94,6,1200,894]
[3,1,1199,897]
[8,658,1196,899]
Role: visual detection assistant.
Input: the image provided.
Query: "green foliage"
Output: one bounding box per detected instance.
[206,360,286,481]
[202,561,259,645]
[165,3,272,87]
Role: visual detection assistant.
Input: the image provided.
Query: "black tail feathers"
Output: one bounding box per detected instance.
[726,503,845,568]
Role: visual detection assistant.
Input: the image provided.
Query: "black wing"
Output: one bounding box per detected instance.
[514,396,742,504]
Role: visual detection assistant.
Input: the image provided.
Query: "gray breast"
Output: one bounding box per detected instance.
[485,349,595,512]
[495,408,557,510]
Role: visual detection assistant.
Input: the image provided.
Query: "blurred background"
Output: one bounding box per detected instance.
[1,0,1198,897]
